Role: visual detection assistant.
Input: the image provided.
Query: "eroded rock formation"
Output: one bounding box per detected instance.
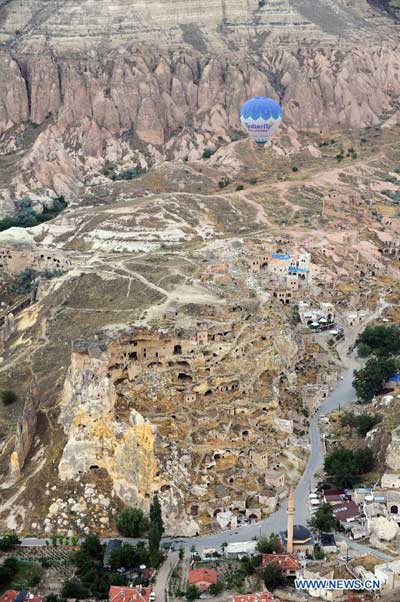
[58,345,158,509]
[0,0,399,208]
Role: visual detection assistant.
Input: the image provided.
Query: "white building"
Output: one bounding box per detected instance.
[375,558,400,591]
[224,541,258,559]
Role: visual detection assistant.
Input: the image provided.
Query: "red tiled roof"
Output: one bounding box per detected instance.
[261,553,300,571]
[0,591,19,602]
[188,568,218,589]
[109,586,152,602]
[233,592,274,602]
[0,592,42,602]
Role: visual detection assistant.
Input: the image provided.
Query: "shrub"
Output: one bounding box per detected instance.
[11,268,39,294]
[383,174,397,184]
[185,585,200,601]
[341,411,357,428]
[354,413,382,437]
[292,165,299,172]
[112,166,144,181]
[1,390,18,406]
[209,581,224,595]
[218,176,230,189]
[235,184,244,191]
[202,148,214,159]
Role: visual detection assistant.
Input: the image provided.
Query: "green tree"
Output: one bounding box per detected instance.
[324,447,374,487]
[0,390,18,406]
[261,563,287,591]
[80,533,102,557]
[116,506,148,537]
[109,543,149,570]
[178,546,185,560]
[309,503,336,533]
[185,585,200,601]
[356,324,400,358]
[256,533,280,554]
[3,557,18,572]
[149,494,163,566]
[218,177,230,189]
[353,447,374,474]
[61,579,89,599]
[353,357,398,402]
[354,414,382,437]
[240,555,261,576]
[0,534,21,551]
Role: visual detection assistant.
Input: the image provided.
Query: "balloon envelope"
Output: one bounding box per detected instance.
[240,96,282,145]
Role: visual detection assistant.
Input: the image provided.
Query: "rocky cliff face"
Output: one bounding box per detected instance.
[58,347,158,509]
[0,42,398,206]
[0,0,399,211]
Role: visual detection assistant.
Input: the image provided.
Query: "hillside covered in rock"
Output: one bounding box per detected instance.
[0,0,399,211]
[0,0,400,537]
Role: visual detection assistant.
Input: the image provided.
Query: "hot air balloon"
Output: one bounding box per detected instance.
[240,96,282,146]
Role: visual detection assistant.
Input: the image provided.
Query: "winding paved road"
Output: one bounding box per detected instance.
[187,365,358,551]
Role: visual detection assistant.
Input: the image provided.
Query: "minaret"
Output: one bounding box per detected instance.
[287,487,295,553]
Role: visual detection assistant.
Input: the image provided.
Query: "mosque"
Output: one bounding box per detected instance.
[279,488,314,556]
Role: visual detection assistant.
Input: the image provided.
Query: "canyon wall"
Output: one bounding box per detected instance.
[0,41,399,206]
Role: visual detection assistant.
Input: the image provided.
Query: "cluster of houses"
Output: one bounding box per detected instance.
[107,581,276,602]
[309,480,400,544]
[188,566,278,602]
[200,238,313,304]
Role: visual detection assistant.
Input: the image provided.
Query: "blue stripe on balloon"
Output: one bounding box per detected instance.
[240,96,282,121]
